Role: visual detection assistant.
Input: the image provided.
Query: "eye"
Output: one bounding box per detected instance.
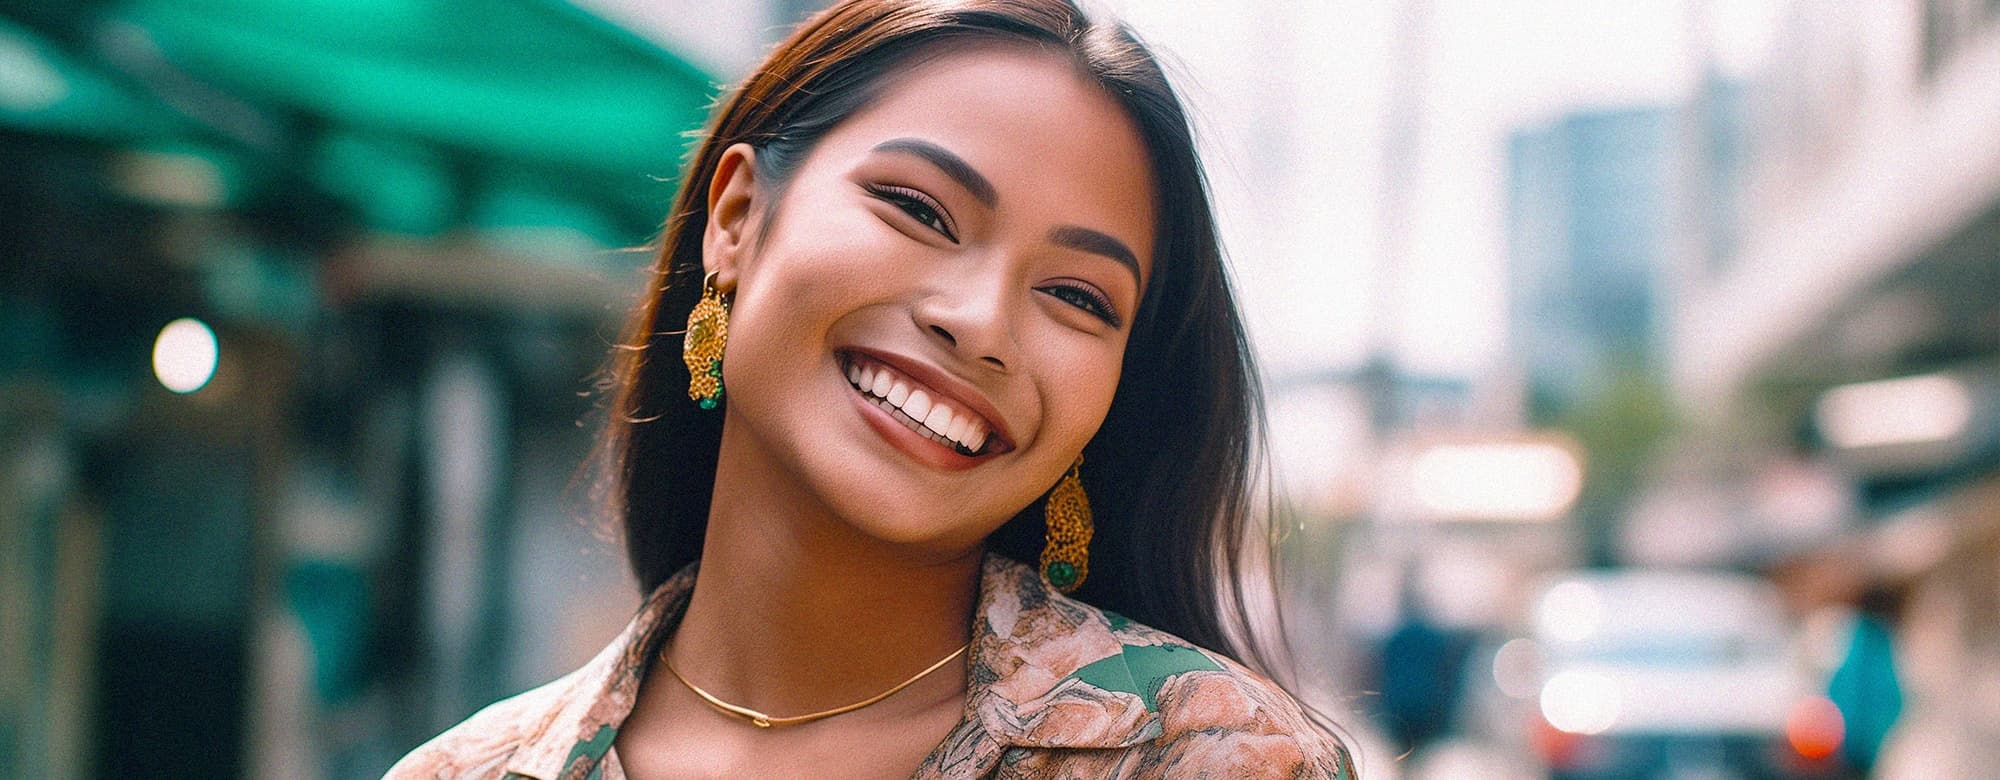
[864,184,958,243]
[1040,283,1122,328]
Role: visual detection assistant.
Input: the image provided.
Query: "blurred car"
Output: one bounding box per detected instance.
[1520,570,1851,780]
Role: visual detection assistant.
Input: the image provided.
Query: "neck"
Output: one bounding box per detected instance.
[666,424,983,719]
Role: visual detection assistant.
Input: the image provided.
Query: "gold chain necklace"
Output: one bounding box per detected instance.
[662,642,971,728]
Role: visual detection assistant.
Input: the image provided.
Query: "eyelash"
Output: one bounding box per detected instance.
[865,183,958,242]
[865,183,1120,328]
[1041,283,1122,328]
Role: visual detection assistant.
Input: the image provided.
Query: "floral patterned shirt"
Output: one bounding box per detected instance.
[386,554,1354,779]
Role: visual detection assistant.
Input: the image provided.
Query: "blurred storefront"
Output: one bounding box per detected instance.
[0,1,719,776]
[1667,1,2000,776]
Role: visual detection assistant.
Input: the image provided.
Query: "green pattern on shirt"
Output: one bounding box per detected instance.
[1070,643,1222,711]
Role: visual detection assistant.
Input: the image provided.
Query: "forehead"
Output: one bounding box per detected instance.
[804,44,1157,269]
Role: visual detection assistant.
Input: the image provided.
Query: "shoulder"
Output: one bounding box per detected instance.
[1105,618,1354,778]
[387,566,698,778]
[974,556,1352,778]
[382,673,574,779]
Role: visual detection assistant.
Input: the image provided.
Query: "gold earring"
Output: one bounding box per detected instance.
[1040,456,1092,593]
[683,271,729,410]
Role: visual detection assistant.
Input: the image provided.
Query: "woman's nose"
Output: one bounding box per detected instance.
[912,271,1015,371]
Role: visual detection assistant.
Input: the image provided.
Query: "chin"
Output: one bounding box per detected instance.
[829,484,1008,557]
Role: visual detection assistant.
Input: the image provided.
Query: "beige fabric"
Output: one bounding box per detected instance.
[386,554,1352,779]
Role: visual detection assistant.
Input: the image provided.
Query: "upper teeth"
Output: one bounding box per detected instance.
[845,359,990,454]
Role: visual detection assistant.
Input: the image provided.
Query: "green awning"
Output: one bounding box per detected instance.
[4,0,718,243]
[0,16,191,139]
[111,0,713,175]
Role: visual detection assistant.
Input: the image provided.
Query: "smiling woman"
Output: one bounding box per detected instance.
[387,1,1354,777]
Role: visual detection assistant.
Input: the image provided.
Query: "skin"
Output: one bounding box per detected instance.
[613,44,1157,778]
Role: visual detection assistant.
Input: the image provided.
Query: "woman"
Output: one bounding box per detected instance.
[390,0,1353,776]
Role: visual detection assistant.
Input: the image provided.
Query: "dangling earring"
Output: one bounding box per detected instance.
[682,271,729,410]
[1040,456,1093,593]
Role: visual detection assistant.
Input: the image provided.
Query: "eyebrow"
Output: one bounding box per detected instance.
[1048,225,1143,290]
[872,138,997,208]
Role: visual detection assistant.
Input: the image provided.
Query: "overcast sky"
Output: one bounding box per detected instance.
[1094,0,1784,381]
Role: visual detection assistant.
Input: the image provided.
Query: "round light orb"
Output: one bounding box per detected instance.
[153,317,218,394]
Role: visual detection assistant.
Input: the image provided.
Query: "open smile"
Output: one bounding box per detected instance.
[838,351,1013,459]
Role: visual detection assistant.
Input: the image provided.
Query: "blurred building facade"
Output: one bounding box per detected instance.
[1667,0,2000,774]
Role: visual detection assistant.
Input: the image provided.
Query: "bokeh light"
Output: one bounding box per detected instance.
[1537,580,1605,644]
[1784,695,1845,761]
[1814,373,1973,450]
[1411,441,1584,521]
[1492,638,1542,700]
[1540,669,1622,735]
[152,317,218,394]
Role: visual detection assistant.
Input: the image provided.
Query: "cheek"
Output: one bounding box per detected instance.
[1040,342,1126,448]
[733,230,879,329]
[718,209,917,394]
[747,198,915,303]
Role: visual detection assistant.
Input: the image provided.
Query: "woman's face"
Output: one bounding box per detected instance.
[703,44,1156,557]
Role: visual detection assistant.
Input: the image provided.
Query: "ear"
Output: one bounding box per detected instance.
[702,143,761,293]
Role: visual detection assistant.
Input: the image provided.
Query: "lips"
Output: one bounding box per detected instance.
[838,350,1012,458]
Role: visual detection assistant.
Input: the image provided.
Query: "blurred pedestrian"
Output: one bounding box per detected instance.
[1828,586,1904,774]
[1371,575,1474,755]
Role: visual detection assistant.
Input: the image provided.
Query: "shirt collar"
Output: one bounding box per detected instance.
[503,564,697,779]
[961,554,1166,751]
[504,552,1168,778]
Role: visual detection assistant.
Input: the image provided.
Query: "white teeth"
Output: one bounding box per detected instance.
[956,421,986,451]
[923,405,953,434]
[845,358,995,454]
[901,390,932,422]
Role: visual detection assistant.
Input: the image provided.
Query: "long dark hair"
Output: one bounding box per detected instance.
[603,0,1279,689]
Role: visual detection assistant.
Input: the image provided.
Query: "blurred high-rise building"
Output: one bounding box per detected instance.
[1506,106,1675,421]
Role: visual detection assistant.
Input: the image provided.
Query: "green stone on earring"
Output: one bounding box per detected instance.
[699,397,717,410]
[1045,561,1078,589]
